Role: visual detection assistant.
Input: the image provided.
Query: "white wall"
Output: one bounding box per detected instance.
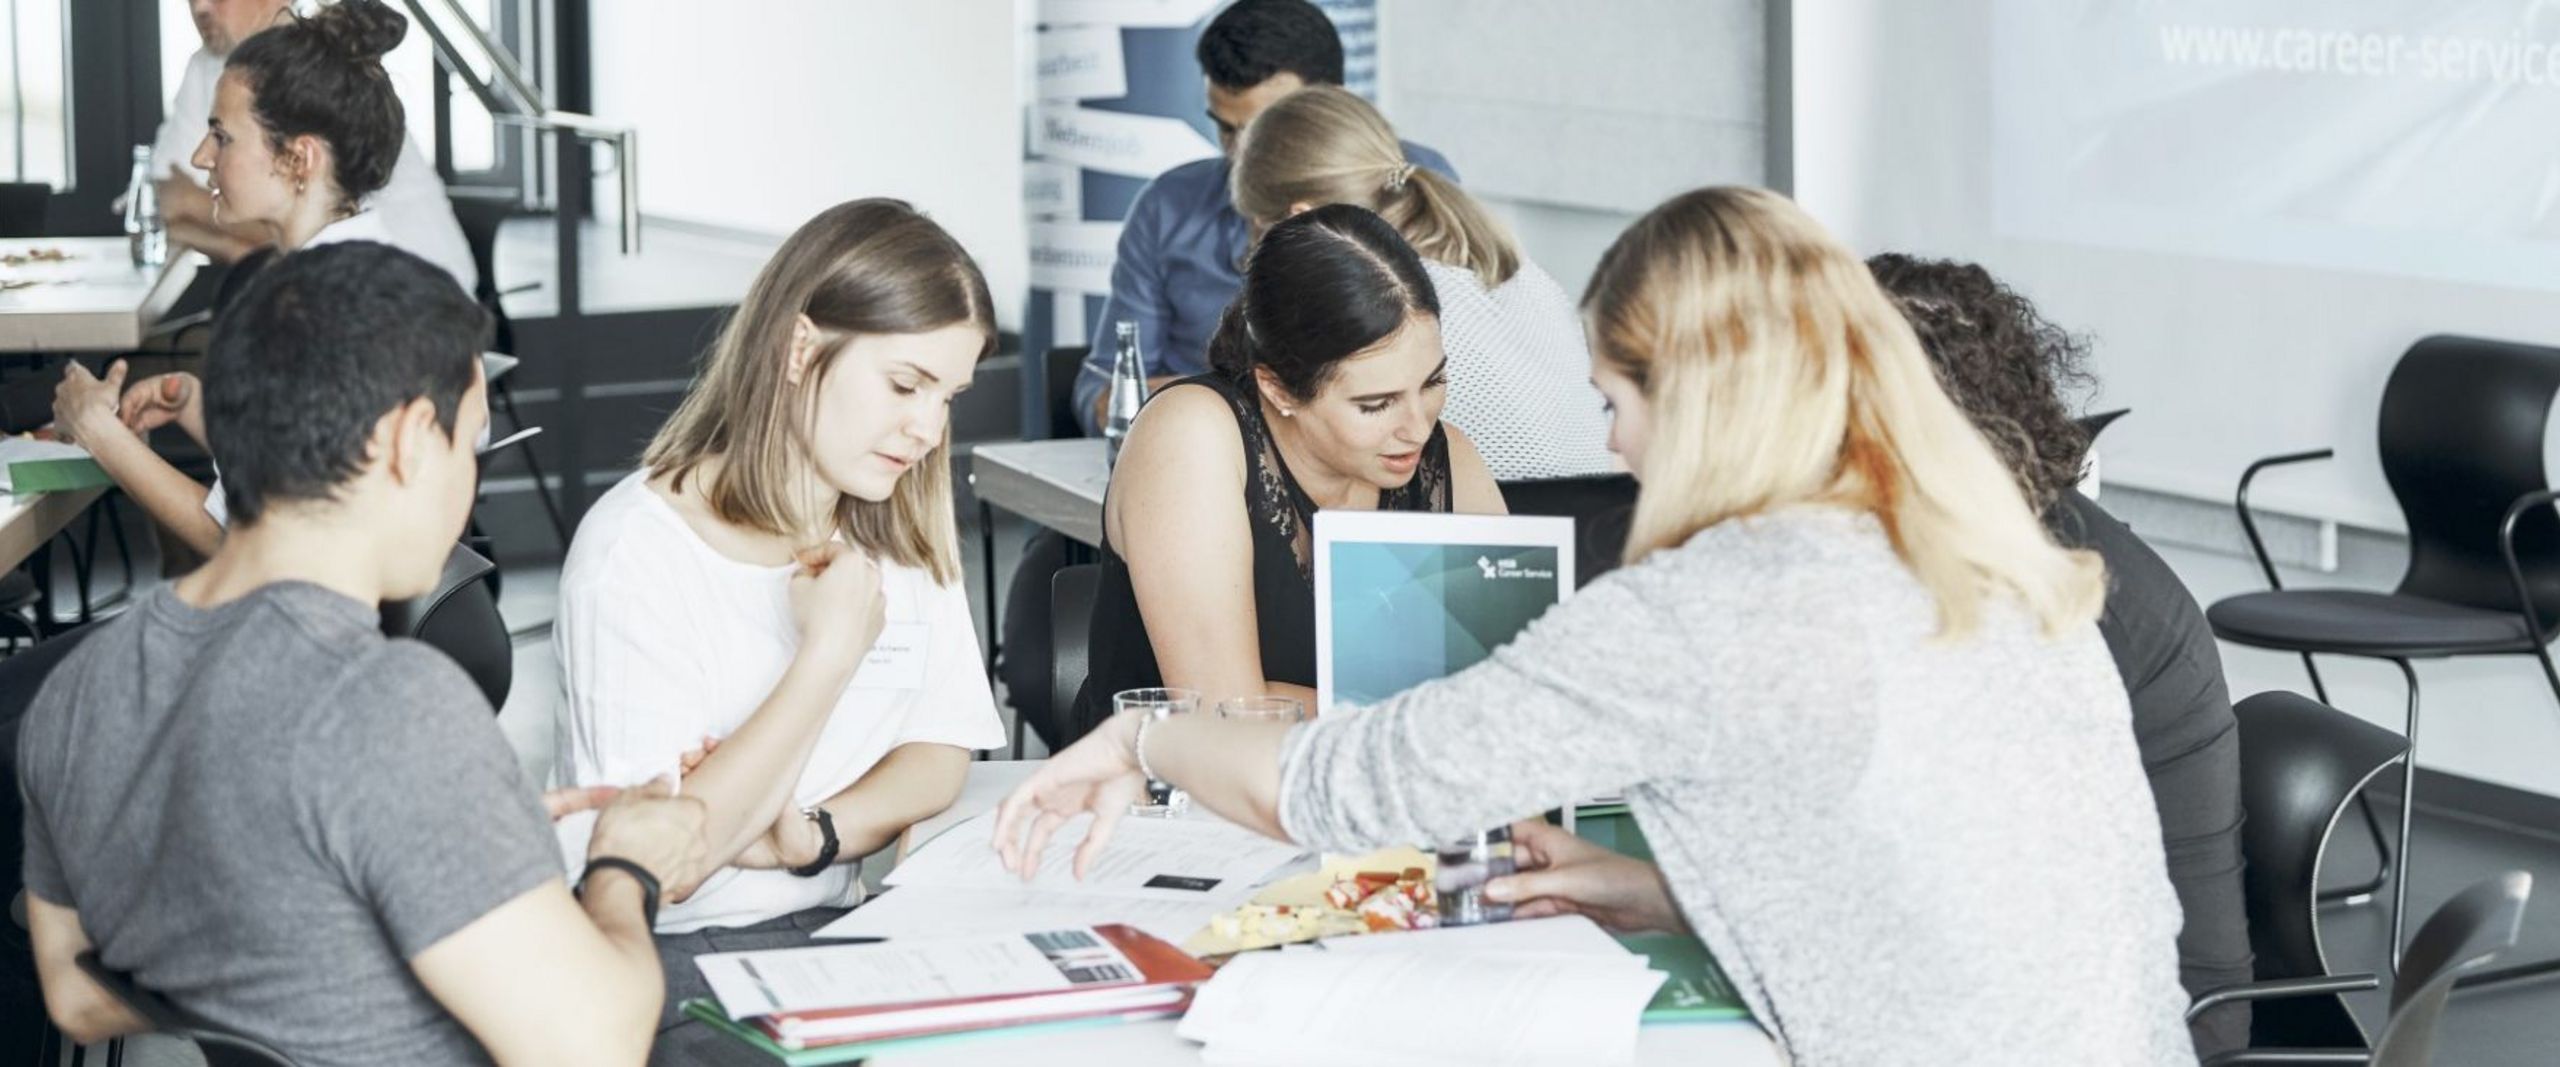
[1378,0,1768,296]
[589,0,1027,326]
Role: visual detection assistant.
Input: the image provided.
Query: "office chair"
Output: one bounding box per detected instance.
[74,952,298,1067]
[1037,563,1103,759]
[2200,872,2533,1067]
[445,191,568,550]
[381,543,512,711]
[1498,473,1639,587]
[2187,691,2408,1049]
[2206,335,2560,985]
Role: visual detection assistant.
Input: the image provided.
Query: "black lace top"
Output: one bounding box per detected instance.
[1068,375,1453,740]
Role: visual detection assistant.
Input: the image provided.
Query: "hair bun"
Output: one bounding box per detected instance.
[309,0,409,61]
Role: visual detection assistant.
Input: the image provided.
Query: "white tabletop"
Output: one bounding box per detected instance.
[970,438,1109,547]
[0,237,202,352]
[858,760,1786,1067]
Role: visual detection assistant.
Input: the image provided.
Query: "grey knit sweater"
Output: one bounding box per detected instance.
[1277,507,2196,1065]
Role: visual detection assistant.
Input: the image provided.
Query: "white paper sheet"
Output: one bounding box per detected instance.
[888,812,1306,901]
[0,437,89,492]
[697,928,1144,1020]
[1176,949,1666,1067]
[1315,914,1634,959]
[813,883,1255,945]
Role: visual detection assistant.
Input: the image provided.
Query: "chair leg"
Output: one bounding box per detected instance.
[2387,658,2419,974]
[2298,651,2331,704]
[2445,643,2560,993]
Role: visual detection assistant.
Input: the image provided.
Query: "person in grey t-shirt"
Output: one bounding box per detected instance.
[19,242,708,1066]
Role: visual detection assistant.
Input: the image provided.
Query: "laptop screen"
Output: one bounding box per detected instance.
[1313,511,1576,713]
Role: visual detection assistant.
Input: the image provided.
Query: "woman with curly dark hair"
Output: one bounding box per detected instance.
[1870,252,2252,1059]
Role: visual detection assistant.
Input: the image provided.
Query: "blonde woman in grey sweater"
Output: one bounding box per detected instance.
[994,187,2195,1065]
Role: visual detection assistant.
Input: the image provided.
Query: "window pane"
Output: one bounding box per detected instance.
[3,0,72,188]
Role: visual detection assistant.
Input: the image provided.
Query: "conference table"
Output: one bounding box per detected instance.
[0,237,202,352]
[966,438,1111,678]
[658,759,1785,1067]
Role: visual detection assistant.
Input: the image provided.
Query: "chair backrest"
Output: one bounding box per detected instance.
[0,183,48,237]
[380,544,511,711]
[2075,407,2130,441]
[75,951,300,1067]
[1050,564,1102,731]
[444,191,516,354]
[2379,336,2560,627]
[1497,474,1639,587]
[2231,690,2410,1048]
[2369,872,2532,1067]
[1046,346,1090,440]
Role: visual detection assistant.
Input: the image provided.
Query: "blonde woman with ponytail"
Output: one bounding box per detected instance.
[996,187,2196,1066]
[1232,86,1615,479]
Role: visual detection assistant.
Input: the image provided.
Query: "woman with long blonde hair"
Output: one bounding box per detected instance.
[550,199,1005,1025]
[1232,85,1614,479]
[994,187,2194,1064]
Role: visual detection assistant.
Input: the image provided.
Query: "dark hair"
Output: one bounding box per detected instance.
[1208,203,1437,400]
[225,0,408,207]
[1866,252,2097,513]
[204,242,489,526]
[1196,0,1346,90]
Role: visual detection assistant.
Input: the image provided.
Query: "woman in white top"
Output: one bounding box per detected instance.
[549,200,1003,1007]
[1230,85,1615,480]
[52,0,442,557]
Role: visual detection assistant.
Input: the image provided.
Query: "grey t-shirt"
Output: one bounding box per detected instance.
[17,583,560,1067]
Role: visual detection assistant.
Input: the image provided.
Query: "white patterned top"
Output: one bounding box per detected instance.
[1422,258,1619,481]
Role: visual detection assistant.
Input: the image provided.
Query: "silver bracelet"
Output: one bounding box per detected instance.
[1132,709,1166,783]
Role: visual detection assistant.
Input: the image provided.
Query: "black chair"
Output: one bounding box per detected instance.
[74,951,297,1067]
[1046,345,1091,441]
[2203,871,2534,1066]
[381,544,511,711]
[0,183,46,238]
[2077,407,2131,440]
[2206,335,2560,981]
[446,191,568,550]
[2192,691,2410,1049]
[1039,564,1103,759]
[1498,474,1639,587]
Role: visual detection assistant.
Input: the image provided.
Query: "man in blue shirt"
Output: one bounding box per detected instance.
[1074,0,1457,433]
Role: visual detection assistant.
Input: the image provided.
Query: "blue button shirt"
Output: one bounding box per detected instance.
[1073,141,1458,434]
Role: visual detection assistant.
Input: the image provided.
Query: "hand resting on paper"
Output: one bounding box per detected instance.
[991,710,1150,879]
[1482,819,1691,935]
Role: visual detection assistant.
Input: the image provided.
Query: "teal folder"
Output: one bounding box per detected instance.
[8,458,113,493]
[1617,933,1752,1022]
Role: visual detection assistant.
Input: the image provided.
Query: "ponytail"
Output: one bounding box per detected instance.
[1380,168,1519,289]
[1205,297,1259,383]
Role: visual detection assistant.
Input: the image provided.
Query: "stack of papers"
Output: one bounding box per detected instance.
[1176,916,1668,1066]
[0,437,102,494]
[816,812,1308,944]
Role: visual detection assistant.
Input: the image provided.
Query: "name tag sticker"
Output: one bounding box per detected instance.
[852,622,930,690]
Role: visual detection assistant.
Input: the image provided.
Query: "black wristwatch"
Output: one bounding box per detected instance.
[787,805,840,878]
[579,857,661,928]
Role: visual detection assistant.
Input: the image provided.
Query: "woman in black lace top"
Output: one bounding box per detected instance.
[1068,205,1505,740]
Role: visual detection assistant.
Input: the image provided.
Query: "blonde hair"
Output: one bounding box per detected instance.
[644,199,995,584]
[1582,187,2104,638]
[1231,85,1520,289]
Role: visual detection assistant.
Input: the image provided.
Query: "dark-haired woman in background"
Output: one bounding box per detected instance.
[1068,205,1505,737]
[1867,253,2251,1057]
[53,0,455,560]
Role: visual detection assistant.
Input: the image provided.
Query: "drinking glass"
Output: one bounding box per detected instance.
[1116,687,1199,817]
[1215,695,1306,725]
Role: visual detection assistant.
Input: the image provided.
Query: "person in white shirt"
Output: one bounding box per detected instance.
[1229,85,1615,481]
[150,0,475,290]
[548,198,1005,1027]
[55,0,463,560]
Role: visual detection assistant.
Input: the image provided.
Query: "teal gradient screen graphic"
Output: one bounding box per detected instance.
[1328,542,1563,706]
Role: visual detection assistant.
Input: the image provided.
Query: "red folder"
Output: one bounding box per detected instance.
[751,925,1213,1050]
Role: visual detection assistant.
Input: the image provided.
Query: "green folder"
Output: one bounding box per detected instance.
[8,458,113,493]
[677,998,1150,1065]
[1617,933,1751,1023]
